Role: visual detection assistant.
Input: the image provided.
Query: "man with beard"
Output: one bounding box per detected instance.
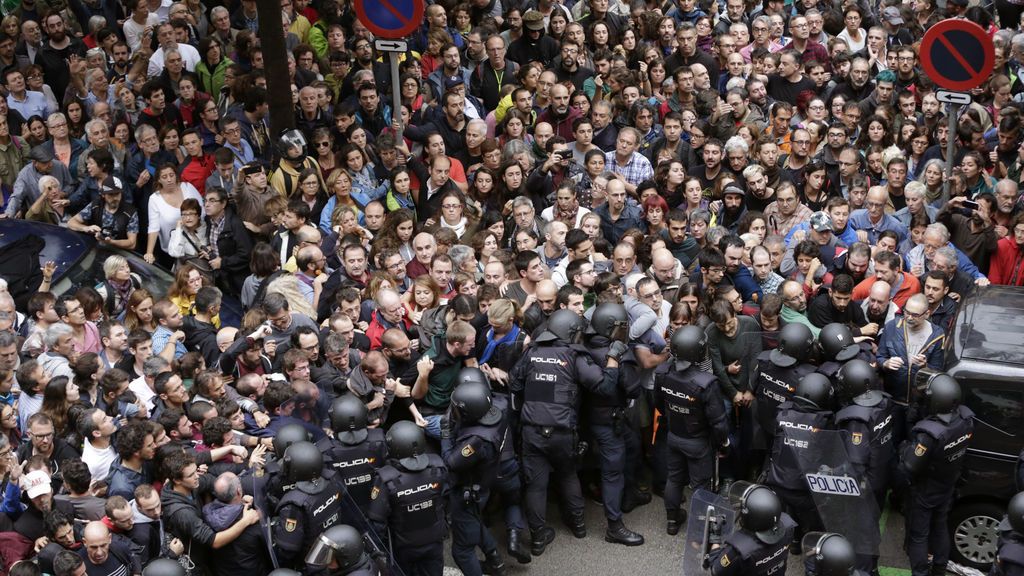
[742,164,775,212]
[782,15,829,68]
[820,122,848,191]
[691,138,724,196]
[852,249,921,308]
[665,23,718,89]
[36,12,87,104]
[830,57,874,105]
[807,273,875,334]
[781,127,812,184]
[716,88,766,139]
[661,210,700,268]
[538,84,581,141]
[921,271,957,333]
[464,28,488,69]
[427,44,470,103]
[717,184,747,233]
[508,10,558,67]
[591,99,618,152]
[720,234,762,302]
[860,280,897,326]
[407,90,466,157]
[596,178,643,245]
[858,70,896,120]
[648,248,687,302]
[779,279,820,336]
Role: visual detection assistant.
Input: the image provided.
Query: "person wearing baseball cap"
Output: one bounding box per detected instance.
[508,10,559,68]
[67,175,139,250]
[5,144,75,219]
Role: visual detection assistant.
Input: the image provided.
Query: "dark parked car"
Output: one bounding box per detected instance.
[0,220,242,326]
[930,285,1024,569]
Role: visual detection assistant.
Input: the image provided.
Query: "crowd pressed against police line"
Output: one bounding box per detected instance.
[3,0,1024,573]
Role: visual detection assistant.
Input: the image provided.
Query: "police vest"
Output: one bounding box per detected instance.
[276,478,348,554]
[317,430,387,512]
[373,455,448,548]
[583,339,626,424]
[491,393,516,464]
[454,417,505,487]
[521,344,581,429]
[993,531,1024,576]
[835,397,896,491]
[766,402,834,489]
[656,367,718,439]
[720,515,796,576]
[911,405,975,486]
[754,353,814,435]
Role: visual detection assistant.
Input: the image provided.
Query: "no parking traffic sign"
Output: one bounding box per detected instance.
[353,0,424,40]
[920,19,994,92]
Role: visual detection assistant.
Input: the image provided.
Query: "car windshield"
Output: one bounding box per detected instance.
[956,286,1024,365]
[54,245,172,299]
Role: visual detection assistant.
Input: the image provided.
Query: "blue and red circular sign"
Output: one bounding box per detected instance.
[920,19,994,92]
[353,0,424,39]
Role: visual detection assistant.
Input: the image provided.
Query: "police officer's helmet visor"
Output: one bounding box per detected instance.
[800,532,855,576]
[305,533,340,568]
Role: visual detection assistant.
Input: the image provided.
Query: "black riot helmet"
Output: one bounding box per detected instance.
[735,483,785,544]
[267,571,301,576]
[457,366,489,387]
[925,373,961,416]
[535,309,584,344]
[801,532,855,576]
[305,524,366,574]
[1004,492,1024,534]
[836,359,876,404]
[795,373,833,410]
[143,559,185,576]
[278,128,307,161]
[386,420,429,471]
[451,377,502,426]
[283,441,324,486]
[771,322,814,367]
[818,323,859,362]
[329,395,369,445]
[670,325,707,370]
[273,424,311,457]
[589,303,628,341]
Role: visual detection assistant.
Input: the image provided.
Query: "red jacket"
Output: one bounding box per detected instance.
[989,237,1024,286]
[179,153,215,196]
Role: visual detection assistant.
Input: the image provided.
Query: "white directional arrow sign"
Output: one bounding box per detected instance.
[374,39,407,52]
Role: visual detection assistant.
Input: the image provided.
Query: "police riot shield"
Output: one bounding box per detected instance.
[335,482,406,576]
[788,428,881,556]
[682,489,736,576]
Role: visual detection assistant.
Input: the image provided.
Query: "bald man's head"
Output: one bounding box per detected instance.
[651,249,678,283]
[83,521,112,565]
[536,279,558,312]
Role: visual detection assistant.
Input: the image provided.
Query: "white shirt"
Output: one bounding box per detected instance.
[147,42,201,78]
[148,183,203,251]
[123,14,161,53]
[82,439,117,482]
[129,375,157,413]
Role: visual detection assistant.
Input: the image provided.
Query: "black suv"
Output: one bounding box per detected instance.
[935,285,1024,569]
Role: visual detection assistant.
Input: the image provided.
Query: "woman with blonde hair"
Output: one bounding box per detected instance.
[478,298,526,390]
[319,169,362,233]
[95,254,142,320]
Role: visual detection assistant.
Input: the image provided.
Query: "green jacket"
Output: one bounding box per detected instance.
[195,57,234,102]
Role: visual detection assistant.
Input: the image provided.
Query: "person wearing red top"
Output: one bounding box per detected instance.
[989,214,1024,285]
[851,249,921,309]
[178,129,215,196]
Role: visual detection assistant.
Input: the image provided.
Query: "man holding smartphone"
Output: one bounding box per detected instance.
[525,138,574,201]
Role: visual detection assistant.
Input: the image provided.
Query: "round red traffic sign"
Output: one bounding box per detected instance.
[353,0,423,39]
[920,19,994,92]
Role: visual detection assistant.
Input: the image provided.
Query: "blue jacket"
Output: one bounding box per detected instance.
[729,266,764,303]
[877,317,945,404]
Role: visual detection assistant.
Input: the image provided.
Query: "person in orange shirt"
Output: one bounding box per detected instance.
[851,249,920,309]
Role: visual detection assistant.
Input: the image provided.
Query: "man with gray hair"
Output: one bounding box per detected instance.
[604,126,653,193]
[906,222,989,286]
[39,323,75,379]
[448,244,477,276]
[79,118,125,181]
[366,288,413,350]
[129,355,170,413]
[203,472,273,574]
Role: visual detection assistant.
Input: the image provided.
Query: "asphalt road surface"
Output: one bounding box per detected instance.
[440,490,915,576]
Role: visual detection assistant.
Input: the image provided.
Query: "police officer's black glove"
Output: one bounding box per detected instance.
[608,341,628,362]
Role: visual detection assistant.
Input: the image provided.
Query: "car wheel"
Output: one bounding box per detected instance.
[949,501,1004,569]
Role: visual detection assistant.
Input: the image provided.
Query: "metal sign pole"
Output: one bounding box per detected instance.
[942,103,958,205]
[390,51,403,143]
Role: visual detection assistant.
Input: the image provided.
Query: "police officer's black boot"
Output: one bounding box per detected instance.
[569,513,587,538]
[666,509,686,536]
[530,526,555,556]
[605,519,644,546]
[481,549,506,576]
[507,529,532,564]
[930,564,947,576]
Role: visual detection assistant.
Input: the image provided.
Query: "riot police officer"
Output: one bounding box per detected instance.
[273,441,351,568]
[802,532,859,576]
[582,303,644,546]
[754,323,817,451]
[442,372,508,576]
[509,309,619,555]
[709,482,797,575]
[263,423,312,510]
[305,524,379,576]
[992,492,1024,576]
[816,323,867,386]
[834,358,894,575]
[367,421,449,576]
[897,373,975,576]
[317,395,387,513]
[765,373,835,538]
[653,325,730,536]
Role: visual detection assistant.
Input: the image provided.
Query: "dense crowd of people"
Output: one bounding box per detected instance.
[1,0,1024,573]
